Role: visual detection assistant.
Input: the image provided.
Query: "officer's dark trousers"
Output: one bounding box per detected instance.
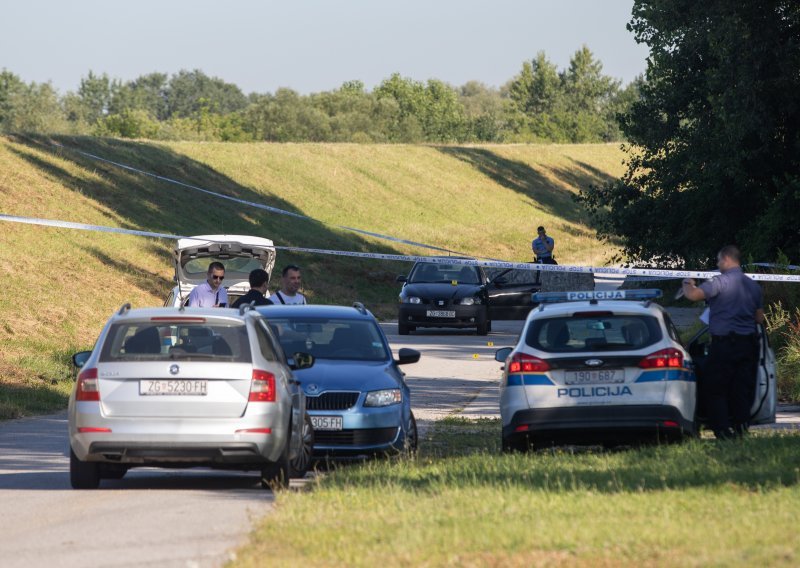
[705,333,759,436]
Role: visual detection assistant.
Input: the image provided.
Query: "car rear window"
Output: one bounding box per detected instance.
[266,318,389,361]
[526,314,662,353]
[409,263,481,284]
[99,321,252,362]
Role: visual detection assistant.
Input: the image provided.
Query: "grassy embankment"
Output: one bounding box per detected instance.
[0,135,625,418]
[234,418,800,567]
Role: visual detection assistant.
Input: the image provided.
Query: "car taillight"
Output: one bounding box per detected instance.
[639,348,683,369]
[76,367,100,401]
[508,353,550,373]
[249,369,276,402]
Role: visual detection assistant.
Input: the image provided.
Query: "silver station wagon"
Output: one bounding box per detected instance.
[68,304,314,489]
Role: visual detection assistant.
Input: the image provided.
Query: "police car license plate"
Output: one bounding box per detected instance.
[564,370,624,385]
[311,416,343,431]
[139,380,208,395]
[426,310,456,318]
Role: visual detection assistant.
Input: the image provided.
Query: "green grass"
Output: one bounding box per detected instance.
[0,134,626,418]
[233,419,800,567]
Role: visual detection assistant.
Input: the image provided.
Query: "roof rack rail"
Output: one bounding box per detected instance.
[532,289,663,304]
[239,301,257,316]
[353,302,367,315]
[117,303,131,316]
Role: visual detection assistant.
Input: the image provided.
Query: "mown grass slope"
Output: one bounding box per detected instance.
[0,135,625,418]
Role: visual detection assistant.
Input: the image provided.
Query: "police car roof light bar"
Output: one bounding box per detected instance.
[532,289,663,304]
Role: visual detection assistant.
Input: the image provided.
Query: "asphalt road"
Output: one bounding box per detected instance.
[1,317,797,567]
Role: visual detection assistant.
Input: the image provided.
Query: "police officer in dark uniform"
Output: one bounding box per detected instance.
[681,245,764,439]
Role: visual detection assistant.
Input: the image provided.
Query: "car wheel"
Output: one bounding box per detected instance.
[477,320,489,336]
[70,448,100,489]
[501,433,528,454]
[289,413,315,478]
[398,322,411,335]
[403,412,419,455]
[261,429,291,490]
[99,463,128,480]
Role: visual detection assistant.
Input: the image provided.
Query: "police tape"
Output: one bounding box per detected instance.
[3,213,800,283]
[49,142,468,257]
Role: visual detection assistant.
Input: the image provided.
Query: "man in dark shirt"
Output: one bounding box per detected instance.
[682,245,764,439]
[232,269,274,309]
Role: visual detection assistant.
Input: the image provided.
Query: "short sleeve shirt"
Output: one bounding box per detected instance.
[698,267,762,335]
[532,236,554,258]
[269,291,307,305]
[187,281,228,308]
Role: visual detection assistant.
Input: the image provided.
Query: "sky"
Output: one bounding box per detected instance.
[1,0,649,95]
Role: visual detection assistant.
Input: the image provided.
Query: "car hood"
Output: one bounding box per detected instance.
[401,282,483,299]
[294,360,401,394]
[173,234,276,288]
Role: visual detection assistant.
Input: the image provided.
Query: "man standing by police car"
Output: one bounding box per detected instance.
[531,226,556,264]
[681,245,764,440]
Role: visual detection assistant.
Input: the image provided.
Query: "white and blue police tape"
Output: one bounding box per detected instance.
[49,142,469,257]
[3,213,800,283]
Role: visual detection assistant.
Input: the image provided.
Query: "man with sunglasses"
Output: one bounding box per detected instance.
[187,262,228,307]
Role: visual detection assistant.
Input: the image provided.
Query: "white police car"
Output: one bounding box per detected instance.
[495,289,697,451]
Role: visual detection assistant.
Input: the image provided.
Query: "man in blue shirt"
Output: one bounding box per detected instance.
[187,262,228,307]
[531,226,556,264]
[682,245,764,439]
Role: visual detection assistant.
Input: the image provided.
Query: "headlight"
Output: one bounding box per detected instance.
[364,389,402,407]
[402,296,422,304]
[459,297,482,306]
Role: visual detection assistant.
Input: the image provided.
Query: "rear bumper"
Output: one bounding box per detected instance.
[504,405,695,444]
[398,304,487,328]
[86,441,268,466]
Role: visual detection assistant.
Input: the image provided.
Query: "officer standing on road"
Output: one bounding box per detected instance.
[681,245,764,440]
[531,226,556,265]
[232,269,274,309]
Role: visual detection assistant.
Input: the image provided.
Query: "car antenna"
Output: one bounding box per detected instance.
[239,301,256,316]
[353,302,367,315]
[117,303,131,316]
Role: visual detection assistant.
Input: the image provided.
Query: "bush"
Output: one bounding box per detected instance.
[764,303,800,402]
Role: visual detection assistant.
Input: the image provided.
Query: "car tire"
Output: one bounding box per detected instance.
[403,412,419,455]
[70,448,100,489]
[261,427,291,490]
[398,322,411,335]
[99,463,128,480]
[477,320,489,336]
[501,433,528,454]
[289,413,315,478]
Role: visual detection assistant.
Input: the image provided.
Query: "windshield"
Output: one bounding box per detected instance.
[526,315,662,353]
[409,263,481,285]
[99,321,252,362]
[266,318,389,362]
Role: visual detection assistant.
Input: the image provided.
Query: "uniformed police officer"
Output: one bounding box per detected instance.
[532,226,556,264]
[681,245,764,439]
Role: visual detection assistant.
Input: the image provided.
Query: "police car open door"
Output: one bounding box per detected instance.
[688,323,777,425]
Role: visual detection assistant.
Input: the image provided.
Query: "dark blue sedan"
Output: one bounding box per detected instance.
[256,303,420,458]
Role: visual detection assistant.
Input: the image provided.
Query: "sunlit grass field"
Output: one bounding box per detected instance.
[0,135,625,418]
[234,418,800,567]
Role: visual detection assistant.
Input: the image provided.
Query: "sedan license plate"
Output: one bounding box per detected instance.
[426,310,456,318]
[311,415,343,431]
[564,370,624,385]
[139,380,208,396]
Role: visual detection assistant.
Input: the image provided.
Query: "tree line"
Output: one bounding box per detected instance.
[0,46,639,144]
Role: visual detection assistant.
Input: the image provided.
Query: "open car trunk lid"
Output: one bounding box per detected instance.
[173,234,276,291]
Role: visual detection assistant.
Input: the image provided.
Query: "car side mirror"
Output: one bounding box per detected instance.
[494,347,512,362]
[72,351,92,370]
[396,348,420,365]
[396,275,408,283]
[290,352,315,370]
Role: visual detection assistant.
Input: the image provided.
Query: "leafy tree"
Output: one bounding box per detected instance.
[164,69,248,119]
[0,72,67,133]
[578,1,800,266]
[76,71,114,124]
[0,70,26,129]
[109,72,169,119]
